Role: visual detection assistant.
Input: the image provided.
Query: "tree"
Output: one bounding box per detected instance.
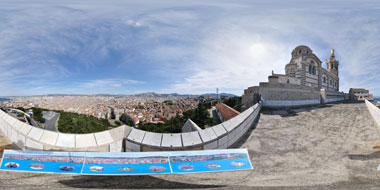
[119,113,134,126]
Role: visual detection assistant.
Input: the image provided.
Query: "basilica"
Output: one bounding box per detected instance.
[275,45,339,91]
[242,45,344,109]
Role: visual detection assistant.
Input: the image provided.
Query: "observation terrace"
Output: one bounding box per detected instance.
[1,101,380,189]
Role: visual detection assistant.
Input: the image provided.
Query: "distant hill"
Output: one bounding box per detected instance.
[131,92,238,98]
[200,93,238,97]
[7,92,239,98]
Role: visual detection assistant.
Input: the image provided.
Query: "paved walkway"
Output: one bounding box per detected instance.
[1,102,380,189]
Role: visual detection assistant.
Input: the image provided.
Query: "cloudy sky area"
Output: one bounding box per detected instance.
[0,0,379,96]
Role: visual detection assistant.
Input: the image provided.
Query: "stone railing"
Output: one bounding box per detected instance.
[124,102,262,151]
[0,102,262,152]
[0,109,125,152]
[365,99,380,127]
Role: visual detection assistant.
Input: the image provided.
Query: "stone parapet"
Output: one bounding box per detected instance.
[0,109,126,152]
[124,102,262,151]
[365,99,380,128]
[0,102,262,152]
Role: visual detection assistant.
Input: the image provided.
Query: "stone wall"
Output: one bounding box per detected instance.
[365,99,380,127]
[0,102,262,152]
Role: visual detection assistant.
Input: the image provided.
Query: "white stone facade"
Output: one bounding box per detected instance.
[284,45,339,91]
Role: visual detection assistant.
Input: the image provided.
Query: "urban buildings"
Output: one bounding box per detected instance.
[349,88,374,102]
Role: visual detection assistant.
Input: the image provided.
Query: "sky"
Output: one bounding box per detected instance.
[0,0,379,96]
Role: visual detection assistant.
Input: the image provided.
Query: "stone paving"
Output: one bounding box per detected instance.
[1,102,380,189]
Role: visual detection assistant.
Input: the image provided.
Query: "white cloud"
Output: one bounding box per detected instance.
[80,79,144,89]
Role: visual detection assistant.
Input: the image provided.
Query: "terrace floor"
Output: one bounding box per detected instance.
[1,102,380,189]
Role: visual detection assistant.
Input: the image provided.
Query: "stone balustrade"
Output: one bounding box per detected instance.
[0,102,262,152]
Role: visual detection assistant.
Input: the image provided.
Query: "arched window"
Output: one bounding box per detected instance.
[299,50,302,54]
[291,69,295,73]
[309,65,312,74]
[331,64,334,69]
[323,77,326,83]
[312,67,316,75]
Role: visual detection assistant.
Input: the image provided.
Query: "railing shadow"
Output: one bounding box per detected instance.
[58,175,225,189]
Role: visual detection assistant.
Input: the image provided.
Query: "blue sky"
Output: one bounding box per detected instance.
[0,0,379,96]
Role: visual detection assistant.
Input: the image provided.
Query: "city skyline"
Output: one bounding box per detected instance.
[0,0,379,96]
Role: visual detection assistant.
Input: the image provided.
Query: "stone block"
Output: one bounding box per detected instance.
[56,133,75,148]
[142,132,162,147]
[94,131,114,146]
[217,135,228,147]
[203,140,218,149]
[27,127,44,141]
[218,142,228,149]
[108,126,125,141]
[109,140,123,152]
[25,138,43,150]
[127,128,146,143]
[211,124,227,137]
[16,134,26,149]
[9,128,18,143]
[161,133,182,148]
[76,134,97,148]
[125,140,141,152]
[17,123,32,136]
[182,131,202,147]
[39,130,59,145]
[87,145,109,152]
[124,125,133,137]
[141,145,162,152]
[199,127,217,143]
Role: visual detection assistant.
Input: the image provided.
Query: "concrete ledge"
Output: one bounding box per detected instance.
[109,140,123,152]
[161,133,182,148]
[199,127,217,143]
[76,134,97,148]
[366,99,380,127]
[40,130,59,145]
[94,131,113,146]
[182,131,202,147]
[56,133,75,148]
[142,132,162,147]
[27,127,44,141]
[127,128,146,143]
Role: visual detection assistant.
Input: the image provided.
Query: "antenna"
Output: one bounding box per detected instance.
[217,88,219,103]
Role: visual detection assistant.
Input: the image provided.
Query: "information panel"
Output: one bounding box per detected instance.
[0,149,253,175]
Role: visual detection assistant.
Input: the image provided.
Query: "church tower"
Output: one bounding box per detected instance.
[326,48,339,76]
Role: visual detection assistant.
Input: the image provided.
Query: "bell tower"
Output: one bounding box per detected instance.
[326,48,339,76]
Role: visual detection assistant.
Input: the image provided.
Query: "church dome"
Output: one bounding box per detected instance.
[291,45,313,58]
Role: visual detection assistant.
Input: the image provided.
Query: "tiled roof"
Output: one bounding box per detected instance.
[216,103,240,121]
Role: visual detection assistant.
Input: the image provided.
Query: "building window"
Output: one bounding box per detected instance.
[312,67,316,75]
[323,77,326,83]
[307,51,309,54]
[331,64,334,69]
[299,50,302,54]
[287,79,290,83]
[291,69,295,73]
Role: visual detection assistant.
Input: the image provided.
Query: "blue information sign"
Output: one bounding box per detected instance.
[0,149,253,175]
